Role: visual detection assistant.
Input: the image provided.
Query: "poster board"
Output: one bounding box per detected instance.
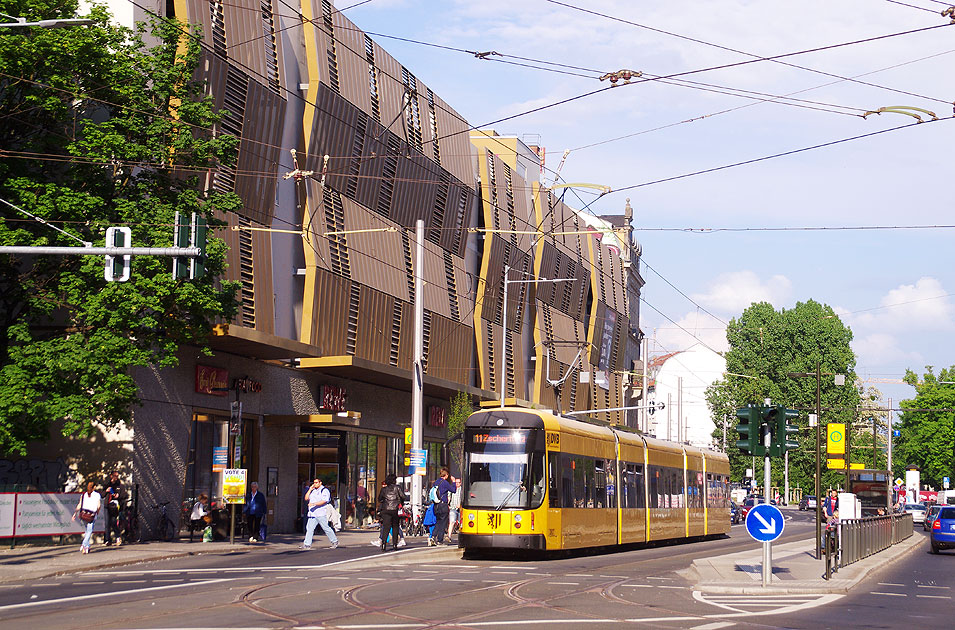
[222,469,247,504]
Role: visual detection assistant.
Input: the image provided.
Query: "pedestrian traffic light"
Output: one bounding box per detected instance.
[771,407,800,456]
[104,226,131,282]
[736,406,765,456]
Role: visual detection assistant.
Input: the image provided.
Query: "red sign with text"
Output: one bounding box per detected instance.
[196,365,229,396]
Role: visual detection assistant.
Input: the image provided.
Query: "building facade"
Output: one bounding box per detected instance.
[9,1,645,536]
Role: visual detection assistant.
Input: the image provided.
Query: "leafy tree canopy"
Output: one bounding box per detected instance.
[706,300,860,493]
[0,1,239,454]
[895,366,955,488]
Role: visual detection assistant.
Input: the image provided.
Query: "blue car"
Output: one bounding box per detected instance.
[930,506,955,554]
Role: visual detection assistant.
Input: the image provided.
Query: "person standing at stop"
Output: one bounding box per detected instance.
[430,468,457,546]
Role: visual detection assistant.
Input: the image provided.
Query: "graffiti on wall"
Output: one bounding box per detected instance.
[0,457,69,491]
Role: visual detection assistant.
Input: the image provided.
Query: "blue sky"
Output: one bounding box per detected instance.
[343,0,955,407]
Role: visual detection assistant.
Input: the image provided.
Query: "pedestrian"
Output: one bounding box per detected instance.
[103,470,126,546]
[72,481,101,554]
[429,467,457,546]
[377,473,407,552]
[244,481,267,542]
[300,478,339,550]
[447,477,462,540]
[191,493,211,540]
[824,489,838,518]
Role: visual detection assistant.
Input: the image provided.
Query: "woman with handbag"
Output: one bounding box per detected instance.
[72,481,101,554]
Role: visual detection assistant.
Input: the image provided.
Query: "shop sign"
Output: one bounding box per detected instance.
[212,447,228,472]
[222,469,247,504]
[234,377,262,393]
[428,406,447,428]
[320,385,348,412]
[196,365,229,396]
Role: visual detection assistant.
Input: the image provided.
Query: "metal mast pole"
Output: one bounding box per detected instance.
[411,220,425,515]
[815,361,822,560]
[641,336,649,433]
[762,421,772,586]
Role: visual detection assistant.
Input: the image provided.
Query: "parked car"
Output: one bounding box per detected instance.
[904,503,927,525]
[730,501,741,524]
[741,497,766,520]
[924,505,942,531]
[930,506,955,553]
[798,495,817,511]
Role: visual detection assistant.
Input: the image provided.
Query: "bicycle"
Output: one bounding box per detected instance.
[122,504,141,544]
[152,501,176,542]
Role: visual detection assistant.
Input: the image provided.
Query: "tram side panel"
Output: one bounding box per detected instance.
[617,435,647,545]
[553,431,617,549]
[686,448,707,538]
[704,452,731,536]
[645,439,687,542]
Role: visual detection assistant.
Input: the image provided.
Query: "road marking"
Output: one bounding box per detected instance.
[356,577,384,581]
[917,584,950,589]
[114,580,146,584]
[547,582,579,585]
[411,570,439,573]
[490,566,535,570]
[406,578,434,581]
[647,576,672,580]
[658,585,686,589]
[0,579,228,611]
[878,582,904,586]
[691,623,735,630]
[622,584,653,588]
[871,592,907,597]
[566,574,592,577]
[492,571,518,574]
[694,591,843,616]
[445,578,472,582]
[916,594,950,599]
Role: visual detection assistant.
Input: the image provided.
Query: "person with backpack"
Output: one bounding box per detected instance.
[429,467,457,546]
[376,473,407,552]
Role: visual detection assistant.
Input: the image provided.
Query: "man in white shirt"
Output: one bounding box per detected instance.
[301,478,339,549]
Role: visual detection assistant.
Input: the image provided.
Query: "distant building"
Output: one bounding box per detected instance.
[646,344,726,448]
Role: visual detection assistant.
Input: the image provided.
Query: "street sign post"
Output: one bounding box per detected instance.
[746,502,785,588]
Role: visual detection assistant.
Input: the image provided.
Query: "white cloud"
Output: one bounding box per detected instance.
[847,277,954,332]
[691,270,793,313]
[654,311,728,354]
[851,333,922,373]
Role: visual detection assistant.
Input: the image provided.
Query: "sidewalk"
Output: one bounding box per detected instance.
[0,529,459,584]
[684,532,925,594]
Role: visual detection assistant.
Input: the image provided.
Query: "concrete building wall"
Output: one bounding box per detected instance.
[649,345,726,449]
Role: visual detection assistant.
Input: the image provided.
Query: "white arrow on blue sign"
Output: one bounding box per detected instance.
[745,503,785,543]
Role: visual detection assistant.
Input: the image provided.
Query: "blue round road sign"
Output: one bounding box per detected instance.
[745,503,784,543]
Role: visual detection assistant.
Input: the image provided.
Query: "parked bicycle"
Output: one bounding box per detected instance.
[122,504,141,543]
[399,501,427,537]
[152,501,176,542]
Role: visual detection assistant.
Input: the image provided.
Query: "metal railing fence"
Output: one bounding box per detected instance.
[837,513,912,568]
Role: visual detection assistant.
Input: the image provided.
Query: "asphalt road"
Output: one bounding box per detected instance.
[0,510,948,629]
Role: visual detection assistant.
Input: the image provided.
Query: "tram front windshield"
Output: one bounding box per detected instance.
[464,428,544,510]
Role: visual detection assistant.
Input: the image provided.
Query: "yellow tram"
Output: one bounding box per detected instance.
[458,407,731,552]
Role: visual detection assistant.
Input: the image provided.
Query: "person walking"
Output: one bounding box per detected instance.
[430,467,457,546]
[244,481,267,542]
[103,471,125,546]
[447,477,462,541]
[377,473,407,552]
[72,481,101,554]
[301,478,339,550]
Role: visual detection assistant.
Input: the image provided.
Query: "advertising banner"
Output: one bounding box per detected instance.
[212,447,228,472]
[10,493,104,537]
[222,469,247,504]
[0,493,14,537]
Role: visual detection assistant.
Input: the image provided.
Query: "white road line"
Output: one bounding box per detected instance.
[492,571,518,574]
[871,592,907,597]
[406,578,434,581]
[647,576,672,580]
[547,582,579,585]
[525,573,552,576]
[77,581,105,585]
[690,623,735,630]
[622,584,653,588]
[916,594,950,599]
[566,574,593,577]
[490,566,535,569]
[356,577,384,581]
[917,585,950,589]
[0,579,228,612]
[658,585,686,590]
[445,578,472,582]
[412,570,439,573]
[878,583,904,586]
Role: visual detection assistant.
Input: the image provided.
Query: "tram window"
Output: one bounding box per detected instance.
[648,466,659,508]
[549,454,560,508]
[560,454,574,507]
[594,461,607,509]
[624,463,644,508]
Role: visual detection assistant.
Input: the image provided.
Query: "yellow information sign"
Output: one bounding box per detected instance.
[827,423,846,455]
[826,459,865,470]
[222,468,247,504]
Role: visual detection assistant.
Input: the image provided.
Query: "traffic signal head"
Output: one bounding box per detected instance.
[770,407,800,457]
[735,406,765,456]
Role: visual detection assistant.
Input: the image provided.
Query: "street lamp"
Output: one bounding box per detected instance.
[788,363,845,560]
[499,264,576,407]
[0,13,94,29]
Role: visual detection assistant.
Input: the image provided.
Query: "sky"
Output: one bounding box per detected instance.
[339,0,955,409]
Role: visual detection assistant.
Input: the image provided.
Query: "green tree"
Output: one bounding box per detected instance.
[0,2,238,454]
[445,391,474,475]
[706,300,860,493]
[895,367,955,488]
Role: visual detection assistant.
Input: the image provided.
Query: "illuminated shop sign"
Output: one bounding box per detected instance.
[428,406,447,428]
[196,365,228,396]
[320,385,348,412]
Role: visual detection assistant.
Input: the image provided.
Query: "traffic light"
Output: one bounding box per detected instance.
[736,406,764,456]
[771,407,800,456]
[104,226,131,282]
[172,212,207,280]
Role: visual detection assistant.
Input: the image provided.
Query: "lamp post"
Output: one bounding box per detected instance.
[788,363,845,560]
[499,264,575,407]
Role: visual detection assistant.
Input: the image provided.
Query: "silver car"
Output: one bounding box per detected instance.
[905,503,927,524]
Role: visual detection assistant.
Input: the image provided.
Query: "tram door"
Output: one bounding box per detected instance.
[297,428,343,530]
